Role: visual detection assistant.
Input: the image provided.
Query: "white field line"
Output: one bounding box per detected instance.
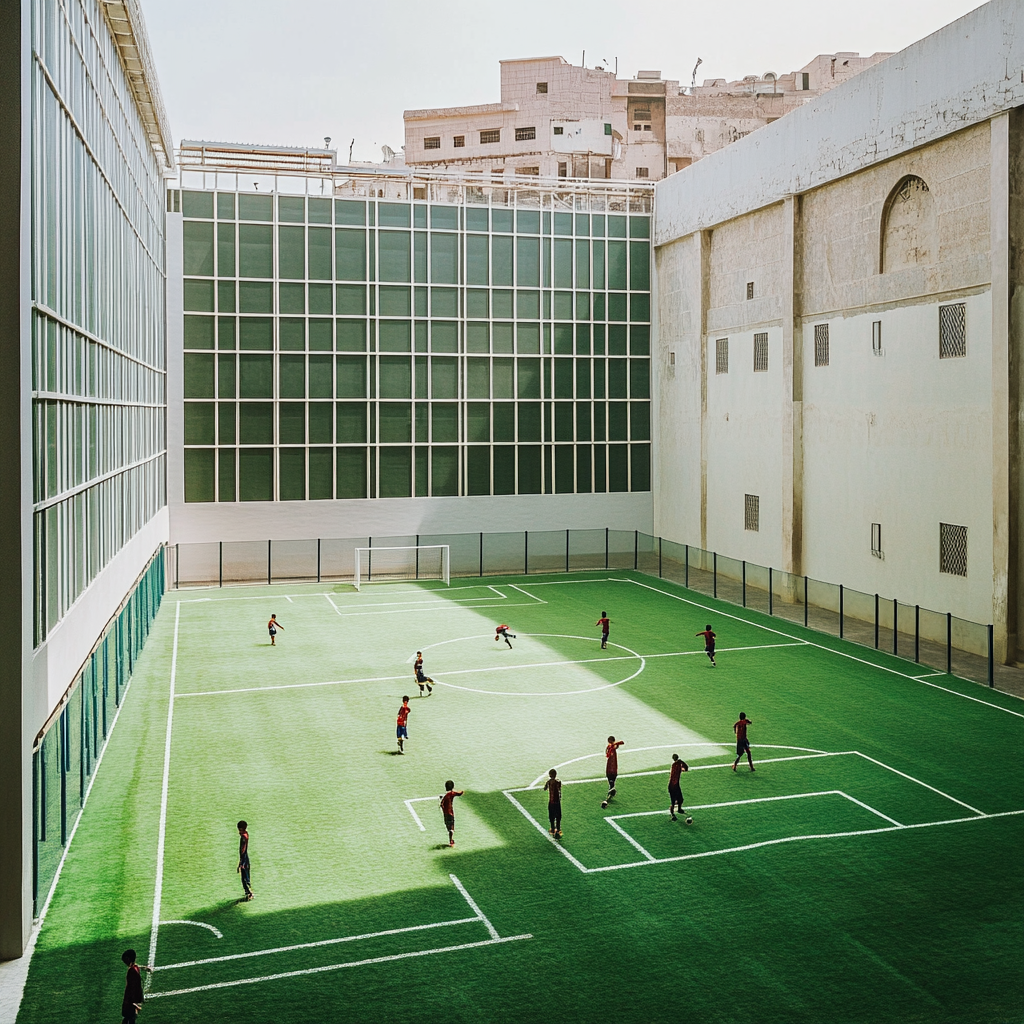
[852,751,985,816]
[146,934,534,999]
[450,873,499,939]
[159,920,224,939]
[404,797,434,831]
[508,584,547,603]
[837,791,904,827]
[913,671,948,679]
[181,584,510,606]
[606,819,657,861]
[503,790,591,872]
[328,601,542,620]
[325,594,341,615]
[617,577,1024,718]
[284,595,293,603]
[146,601,180,981]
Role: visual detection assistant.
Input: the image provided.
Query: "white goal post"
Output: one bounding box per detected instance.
[353,545,450,590]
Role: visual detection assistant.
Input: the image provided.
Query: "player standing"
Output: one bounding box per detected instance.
[396,696,411,753]
[668,753,691,822]
[596,611,611,649]
[732,712,755,772]
[236,821,253,900]
[601,736,624,808]
[118,949,151,1024]
[495,624,516,648]
[413,652,433,696]
[544,769,563,837]
[267,614,284,646]
[439,780,464,846]
[696,624,716,666]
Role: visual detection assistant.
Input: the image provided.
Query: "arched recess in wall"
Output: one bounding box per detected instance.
[879,175,937,273]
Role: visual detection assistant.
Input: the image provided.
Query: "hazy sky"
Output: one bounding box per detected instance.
[141,0,984,165]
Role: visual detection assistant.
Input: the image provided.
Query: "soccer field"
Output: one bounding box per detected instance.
[17,571,1024,1024]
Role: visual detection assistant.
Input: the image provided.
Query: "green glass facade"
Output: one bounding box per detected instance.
[181,191,652,501]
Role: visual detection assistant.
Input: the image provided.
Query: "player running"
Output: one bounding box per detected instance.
[495,624,516,649]
[413,652,433,696]
[396,696,411,753]
[601,736,624,808]
[596,611,611,649]
[268,614,284,646]
[544,769,563,837]
[696,624,716,666]
[732,712,755,772]
[439,780,464,846]
[668,753,691,822]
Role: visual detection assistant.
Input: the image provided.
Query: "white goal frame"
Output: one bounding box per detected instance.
[353,545,450,590]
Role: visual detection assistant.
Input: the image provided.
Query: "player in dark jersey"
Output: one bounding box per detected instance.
[696,624,716,666]
[596,612,611,649]
[732,712,755,772]
[601,736,624,807]
[396,696,411,753]
[119,949,151,1024]
[237,820,253,900]
[544,768,563,837]
[495,624,516,648]
[268,614,284,646]
[668,753,690,821]
[439,780,464,846]
[413,652,433,695]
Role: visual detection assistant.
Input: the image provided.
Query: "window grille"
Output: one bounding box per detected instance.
[939,303,966,359]
[715,338,729,374]
[453,136,465,148]
[871,523,883,559]
[515,127,536,142]
[635,167,649,179]
[744,494,760,532]
[480,129,501,144]
[746,281,754,300]
[939,523,968,576]
[413,187,426,200]
[633,108,651,121]
[423,137,441,150]
[872,320,883,356]
[557,162,567,177]
[753,332,769,372]
[814,323,829,367]
[536,82,548,94]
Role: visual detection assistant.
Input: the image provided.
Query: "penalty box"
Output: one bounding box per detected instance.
[504,749,989,874]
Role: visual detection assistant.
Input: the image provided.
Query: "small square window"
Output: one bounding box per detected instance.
[939,522,968,576]
[746,281,754,300]
[515,126,537,142]
[872,320,883,356]
[413,187,426,200]
[939,303,966,359]
[715,338,729,374]
[753,332,769,372]
[814,323,829,367]
[604,123,612,135]
[553,126,564,136]
[558,162,567,178]
[480,129,501,144]
[453,136,465,148]
[635,167,649,179]
[744,494,760,532]
[536,82,548,94]
[871,523,883,559]
[423,137,441,150]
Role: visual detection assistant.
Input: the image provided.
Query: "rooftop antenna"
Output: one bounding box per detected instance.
[582,49,585,68]
[324,136,332,148]
[348,138,355,163]
[691,57,703,92]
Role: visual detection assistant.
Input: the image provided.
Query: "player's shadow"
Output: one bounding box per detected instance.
[380,749,405,756]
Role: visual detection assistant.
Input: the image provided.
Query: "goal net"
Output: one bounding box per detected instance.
[353,545,450,590]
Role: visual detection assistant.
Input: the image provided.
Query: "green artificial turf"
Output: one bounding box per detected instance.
[16,571,1024,1023]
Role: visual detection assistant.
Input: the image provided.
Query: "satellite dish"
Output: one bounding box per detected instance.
[382,145,395,164]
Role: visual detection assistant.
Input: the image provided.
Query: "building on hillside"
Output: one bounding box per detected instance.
[653,0,1024,661]
[404,53,890,181]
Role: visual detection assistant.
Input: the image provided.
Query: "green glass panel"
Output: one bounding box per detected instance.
[184,279,214,312]
[576,324,591,354]
[608,358,627,399]
[337,447,367,498]
[467,289,488,319]
[336,356,366,398]
[555,445,574,492]
[278,448,305,501]
[609,443,628,492]
[492,209,513,233]
[576,402,592,441]
[239,224,273,277]
[517,357,541,398]
[519,445,541,493]
[576,214,590,236]
[415,402,429,441]
[629,216,651,239]
[594,359,606,398]
[630,241,651,290]
[493,358,514,399]
[594,401,606,440]
[279,355,305,398]
[218,402,236,443]
[218,280,236,312]
[630,293,650,323]
[239,403,274,443]
[466,208,488,232]
[631,443,651,491]
[554,239,573,289]
[517,324,540,355]
[218,355,236,397]
[336,285,366,315]
[517,237,540,286]
[431,288,458,317]
[335,200,365,226]
[309,283,333,314]
[239,282,273,313]
[239,317,272,350]
[493,445,515,494]
[593,324,606,355]
[431,403,458,442]
[609,401,628,440]
[430,234,458,284]
[238,194,272,222]
[336,402,367,443]
[414,206,427,229]
[279,196,305,223]
[431,446,459,496]
[278,403,305,444]
[182,190,214,218]
[492,236,513,286]
[218,448,236,502]
[608,215,627,238]
[517,290,539,319]
[630,359,650,398]
[554,358,573,398]
[239,448,274,501]
[336,230,367,281]
[518,402,541,442]
[380,286,411,316]
[593,293,606,320]
[608,241,627,290]
[308,227,332,279]
[554,325,573,355]
[593,241,605,288]
[280,319,304,351]
[575,240,590,288]
[414,446,428,496]
[555,403,573,441]
[576,358,591,398]
[308,355,332,398]
[431,357,458,398]
[466,236,488,285]
[184,402,214,444]
[467,323,489,353]
[576,444,593,493]
[184,315,214,349]
[414,287,428,317]
[467,446,490,495]
[430,206,458,229]
[554,213,572,236]
[184,449,215,502]
[415,324,428,355]
[467,359,489,399]
[216,193,235,219]
[278,226,305,279]
[630,401,651,440]
[308,197,331,224]
[554,292,573,320]
[279,283,305,314]
[379,446,412,497]
[468,403,489,441]
[414,233,427,282]
[630,325,650,356]
[379,357,412,399]
[432,322,458,353]
[309,319,332,350]
[309,447,333,499]
[492,290,513,319]
[183,221,214,276]
[379,321,411,352]
[493,403,514,442]
[608,324,627,355]
[379,203,411,228]
[379,232,411,282]
[309,403,332,443]
[184,354,214,398]
[492,323,513,354]
[608,293,627,322]
[336,320,365,352]
[517,210,540,234]
[239,355,273,397]
[592,215,605,236]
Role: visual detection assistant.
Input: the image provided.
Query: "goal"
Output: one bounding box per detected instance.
[353,545,450,590]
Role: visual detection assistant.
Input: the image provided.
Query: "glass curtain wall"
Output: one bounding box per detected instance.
[181,188,652,502]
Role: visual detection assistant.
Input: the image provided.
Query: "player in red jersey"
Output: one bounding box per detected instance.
[596,611,611,649]
[601,736,624,807]
[495,624,516,648]
[544,769,563,837]
[237,821,253,900]
[268,614,284,646]
[119,949,152,1024]
[414,652,433,696]
[668,753,690,821]
[439,780,464,846]
[732,712,755,772]
[696,624,716,666]
[396,696,411,753]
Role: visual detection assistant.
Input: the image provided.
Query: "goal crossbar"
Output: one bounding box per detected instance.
[353,545,450,590]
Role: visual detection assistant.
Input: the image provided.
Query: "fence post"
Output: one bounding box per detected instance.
[874,594,879,649]
[268,540,272,586]
[988,625,994,687]
[175,543,179,589]
[219,542,223,588]
[742,561,746,607]
[479,532,484,577]
[605,527,609,570]
[914,605,920,663]
[768,567,773,616]
[892,599,898,656]
[634,530,638,571]
[317,539,321,584]
[524,531,529,575]
[839,585,844,638]
[946,612,952,673]
[804,576,809,627]
[684,545,689,588]
[713,552,717,599]
[659,537,663,578]
[565,529,570,573]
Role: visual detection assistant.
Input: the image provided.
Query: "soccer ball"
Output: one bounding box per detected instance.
[600,801,608,809]
[685,816,693,825]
